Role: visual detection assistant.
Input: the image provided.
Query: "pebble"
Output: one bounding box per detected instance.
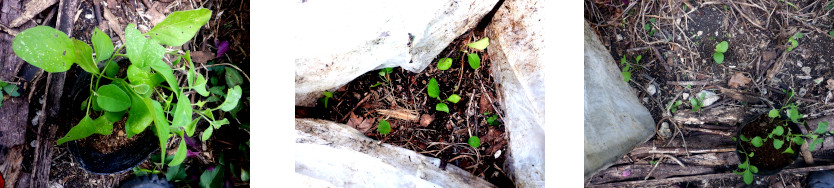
[494,150,502,159]
[31,140,37,148]
[647,84,657,96]
[799,88,808,97]
[659,122,671,138]
[85,14,94,19]
[696,90,720,107]
[682,93,690,100]
[616,34,623,41]
[802,67,812,75]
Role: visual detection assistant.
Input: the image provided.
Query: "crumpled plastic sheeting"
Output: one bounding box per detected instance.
[485,0,545,187]
[295,118,496,188]
[292,0,499,106]
[584,21,656,179]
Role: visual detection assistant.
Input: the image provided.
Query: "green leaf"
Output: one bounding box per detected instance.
[811,137,824,151]
[773,126,784,136]
[437,58,452,70]
[829,30,834,38]
[741,134,749,142]
[241,168,250,182]
[202,126,214,141]
[104,110,126,122]
[715,41,729,53]
[194,73,210,96]
[96,84,131,112]
[152,100,169,163]
[817,122,829,134]
[56,115,113,145]
[210,118,229,129]
[788,107,800,123]
[126,90,154,137]
[436,103,449,113]
[127,64,161,95]
[487,115,499,126]
[166,165,187,181]
[792,136,805,145]
[622,71,631,83]
[3,85,20,97]
[12,26,76,73]
[468,136,481,148]
[635,55,642,64]
[322,91,333,98]
[225,67,244,88]
[751,136,763,147]
[768,109,780,118]
[427,78,439,99]
[173,93,193,129]
[125,23,165,68]
[378,119,391,135]
[466,37,489,50]
[784,146,795,154]
[750,165,758,173]
[200,164,224,188]
[447,94,461,103]
[104,60,119,78]
[169,139,188,166]
[73,39,98,74]
[133,84,150,95]
[748,152,754,157]
[219,85,242,111]
[713,52,724,64]
[146,8,212,46]
[209,86,226,97]
[743,170,753,184]
[185,118,200,137]
[467,53,481,69]
[773,139,784,150]
[92,27,114,62]
[149,59,181,97]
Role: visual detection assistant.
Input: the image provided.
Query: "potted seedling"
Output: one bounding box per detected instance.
[734,91,830,184]
[12,8,245,174]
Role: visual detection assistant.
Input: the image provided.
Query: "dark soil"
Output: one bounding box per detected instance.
[738,114,799,174]
[298,29,514,187]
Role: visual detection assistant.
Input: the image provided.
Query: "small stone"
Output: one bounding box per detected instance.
[814,77,824,84]
[494,150,502,159]
[647,84,657,96]
[31,140,37,148]
[616,34,623,41]
[802,67,812,75]
[697,31,703,36]
[799,88,808,97]
[659,122,671,138]
[643,97,649,103]
[85,14,94,19]
[696,90,720,107]
[118,130,125,137]
[682,93,690,100]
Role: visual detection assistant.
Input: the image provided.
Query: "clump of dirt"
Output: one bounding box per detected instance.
[300,30,514,186]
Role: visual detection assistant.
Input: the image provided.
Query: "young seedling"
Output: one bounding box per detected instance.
[644,18,657,36]
[320,91,334,108]
[12,8,245,168]
[786,32,802,52]
[468,136,481,148]
[378,118,391,135]
[690,92,706,112]
[0,80,21,108]
[714,41,729,64]
[426,77,461,113]
[733,148,758,185]
[668,100,683,114]
[370,67,393,88]
[620,55,642,83]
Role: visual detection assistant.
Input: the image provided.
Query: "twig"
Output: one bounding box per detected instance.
[629,147,735,156]
[591,164,834,187]
[666,80,713,86]
[680,125,734,137]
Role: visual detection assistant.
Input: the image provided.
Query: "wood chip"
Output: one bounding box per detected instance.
[728,72,751,88]
[103,6,125,43]
[419,114,434,127]
[376,109,419,121]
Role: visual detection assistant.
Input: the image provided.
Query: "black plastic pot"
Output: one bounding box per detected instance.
[65,64,158,175]
[735,113,801,176]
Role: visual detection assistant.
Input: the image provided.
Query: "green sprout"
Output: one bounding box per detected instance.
[714,41,729,64]
[786,32,802,52]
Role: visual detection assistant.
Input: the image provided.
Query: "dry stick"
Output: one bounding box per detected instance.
[479,80,504,121]
[666,80,712,86]
[730,1,765,30]
[644,155,665,180]
[680,126,734,137]
[630,147,735,156]
[591,164,834,187]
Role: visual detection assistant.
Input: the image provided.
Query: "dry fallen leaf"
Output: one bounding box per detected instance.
[189,51,216,65]
[828,79,834,91]
[728,72,751,88]
[419,114,434,127]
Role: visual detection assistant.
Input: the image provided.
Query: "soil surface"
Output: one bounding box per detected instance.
[297,29,514,186]
[3,0,250,187]
[586,0,834,186]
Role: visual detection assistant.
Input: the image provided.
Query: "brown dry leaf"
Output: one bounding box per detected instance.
[357,118,373,133]
[481,127,504,144]
[346,113,362,128]
[728,72,751,88]
[189,51,216,65]
[479,93,494,114]
[419,114,434,127]
[827,79,834,91]
[377,109,419,121]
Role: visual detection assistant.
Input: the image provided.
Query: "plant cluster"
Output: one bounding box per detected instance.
[620,55,641,83]
[734,90,831,184]
[713,41,729,64]
[0,80,20,108]
[786,32,802,52]
[643,18,657,36]
[12,8,245,170]
[689,92,706,112]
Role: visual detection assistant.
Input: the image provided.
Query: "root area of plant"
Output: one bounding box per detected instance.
[297,30,514,187]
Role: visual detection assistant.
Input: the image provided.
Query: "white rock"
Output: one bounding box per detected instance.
[658,122,671,138]
[292,0,500,106]
[682,93,690,100]
[696,90,720,107]
[487,0,546,186]
[616,34,623,41]
[494,150,502,159]
[647,84,657,96]
[802,67,812,75]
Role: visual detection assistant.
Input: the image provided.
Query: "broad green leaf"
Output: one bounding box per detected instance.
[750,165,758,173]
[322,91,333,98]
[784,146,795,154]
[97,84,131,112]
[741,135,749,141]
[166,165,187,181]
[104,110,126,122]
[186,51,196,88]
[185,117,200,137]
[126,93,154,137]
[748,152,754,157]
[200,164,224,188]
[210,118,229,129]
[133,84,150,95]
[127,65,162,95]
[378,119,391,135]
[811,137,824,151]
[169,139,188,166]
[219,85,242,111]
[774,139,784,149]
[743,170,753,184]
[146,8,212,46]
[751,136,763,147]
[202,126,214,141]
[104,60,119,77]
[468,136,481,148]
[56,115,113,145]
[466,37,489,50]
[622,71,631,83]
[447,94,461,103]
[225,67,243,88]
[241,169,250,182]
[149,60,181,97]
[467,53,481,69]
[713,52,724,64]
[12,26,75,73]
[92,27,114,62]
[73,39,98,74]
[768,109,780,118]
[437,58,452,70]
[427,78,439,99]
[715,41,729,53]
[792,136,805,145]
[194,73,210,96]
[152,100,169,163]
[436,103,449,113]
[173,93,193,128]
[773,126,784,136]
[125,23,165,68]
[817,121,829,134]
[3,84,20,97]
[209,86,226,97]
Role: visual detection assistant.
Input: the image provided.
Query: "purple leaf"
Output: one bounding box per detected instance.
[187,149,199,157]
[215,39,230,58]
[621,0,629,6]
